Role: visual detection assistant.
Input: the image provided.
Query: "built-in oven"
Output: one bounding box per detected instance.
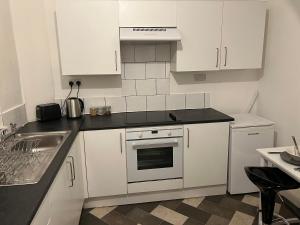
[126,126,183,183]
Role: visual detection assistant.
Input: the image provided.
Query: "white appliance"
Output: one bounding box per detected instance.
[126,126,183,183]
[228,114,275,194]
[120,27,181,41]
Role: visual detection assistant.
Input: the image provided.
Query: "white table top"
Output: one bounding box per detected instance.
[257,146,300,183]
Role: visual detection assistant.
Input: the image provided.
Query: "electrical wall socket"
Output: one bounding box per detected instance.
[68,79,82,87]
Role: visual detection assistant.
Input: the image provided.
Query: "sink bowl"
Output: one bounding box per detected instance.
[0,131,71,186]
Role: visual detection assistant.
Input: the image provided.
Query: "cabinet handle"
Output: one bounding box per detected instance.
[120,133,123,154]
[248,132,260,136]
[67,161,74,187]
[69,156,75,180]
[224,46,228,67]
[216,48,219,68]
[115,50,118,71]
[187,128,190,148]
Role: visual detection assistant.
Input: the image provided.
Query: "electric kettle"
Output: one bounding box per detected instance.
[66,97,84,119]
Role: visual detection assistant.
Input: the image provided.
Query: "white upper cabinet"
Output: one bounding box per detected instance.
[84,129,127,198]
[220,1,267,70]
[172,1,266,72]
[172,1,223,72]
[119,1,176,27]
[56,0,121,76]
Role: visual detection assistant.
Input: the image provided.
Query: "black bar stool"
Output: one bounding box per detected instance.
[245,167,300,225]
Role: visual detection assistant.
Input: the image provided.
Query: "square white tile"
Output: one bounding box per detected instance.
[84,97,105,114]
[185,93,205,109]
[156,79,170,95]
[126,96,147,112]
[124,63,145,80]
[146,62,166,79]
[166,94,186,110]
[90,207,116,219]
[136,79,156,96]
[122,80,136,96]
[121,63,125,79]
[2,104,27,128]
[121,44,135,63]
[155,44,171,62]
[135,44,155,62]
[147,95,166,111]
[205,93,211,108]
[105,97,126,113]
[165,62,171,78]
[151,205,188,225]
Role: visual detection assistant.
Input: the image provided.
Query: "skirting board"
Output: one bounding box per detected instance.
[83,185,226,208]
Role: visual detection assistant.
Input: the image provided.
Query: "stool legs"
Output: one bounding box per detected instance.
[261,190,276,224]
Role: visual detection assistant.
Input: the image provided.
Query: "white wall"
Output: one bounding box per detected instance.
[258,0,300,146]
[9,0,55,122]
[0,0,23,112]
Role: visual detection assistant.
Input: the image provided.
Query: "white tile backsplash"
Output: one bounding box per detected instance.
[121,44,135,63]
[126,96,147,112]
[135,45,155,62]
[205,93,211,108]
[147,95,166,111]
[124,63,145,80]
[146,62,166,79]
[156,79,170,95]
[2,104,27,128]
[105,97,126,113]
[136,79,156,96]
[166,94,186,110]
[122,80,136,96]
[155,44,171,62]
[84,97,106,114]
[185,93,205,109]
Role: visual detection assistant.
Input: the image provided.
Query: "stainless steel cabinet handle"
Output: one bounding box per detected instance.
[187,128,190,148]
[120,133,123,154]
[67,161,74,187]
[115,50,118,71]
[216,48,219,68]
[248,133,260,136]
[69,156,75,180]
[224,46,228,67]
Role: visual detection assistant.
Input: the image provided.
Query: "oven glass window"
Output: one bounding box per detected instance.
[137,147,173,170]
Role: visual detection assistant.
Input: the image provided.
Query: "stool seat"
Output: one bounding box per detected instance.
[245,167,300,191]
[245,167,300,224]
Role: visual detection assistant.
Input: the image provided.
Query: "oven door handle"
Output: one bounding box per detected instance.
[131,140,179,149]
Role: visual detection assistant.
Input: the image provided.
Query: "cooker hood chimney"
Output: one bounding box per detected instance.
[120,27,181,41]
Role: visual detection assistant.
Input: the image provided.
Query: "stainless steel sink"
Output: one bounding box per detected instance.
[0,131,71,186]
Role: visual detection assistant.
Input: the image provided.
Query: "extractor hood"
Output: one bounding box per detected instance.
[120,27,181,41]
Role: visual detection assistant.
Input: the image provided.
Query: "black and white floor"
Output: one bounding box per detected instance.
[79,193,297,225]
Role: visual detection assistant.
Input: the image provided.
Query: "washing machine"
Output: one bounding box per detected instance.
[228,113,275,194]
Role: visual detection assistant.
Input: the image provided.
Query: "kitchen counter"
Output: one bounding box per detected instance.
[0,108,233,225]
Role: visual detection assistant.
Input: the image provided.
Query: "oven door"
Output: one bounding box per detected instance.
[126,137,183,183]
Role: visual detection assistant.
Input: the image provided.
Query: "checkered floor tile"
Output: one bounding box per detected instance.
[79,193,296,225]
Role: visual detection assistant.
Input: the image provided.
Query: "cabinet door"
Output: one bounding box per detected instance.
[49,160,73,225]
[119,1,176,27]
[173,1,223,72]
[220,1,266,70]
[56,0,121,75]
[66,135,84,225]
[184,123,229,188]
[84,129,127,198]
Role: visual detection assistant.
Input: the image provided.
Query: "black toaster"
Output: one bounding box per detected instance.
[36,103,62,122]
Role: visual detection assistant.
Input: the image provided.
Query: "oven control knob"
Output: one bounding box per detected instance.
[139,133,143,138]
[168,132,172,136]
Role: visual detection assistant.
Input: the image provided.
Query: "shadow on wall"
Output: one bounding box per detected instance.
[60,75,122,90]
[172,69,262,85]
[290,0,300,18]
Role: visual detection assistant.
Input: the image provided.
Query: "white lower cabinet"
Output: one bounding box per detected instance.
[183,123,229,188]
[84,129,127,198]
[31,135,84,225]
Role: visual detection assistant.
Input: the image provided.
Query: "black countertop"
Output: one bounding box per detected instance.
[0,108,233,225]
